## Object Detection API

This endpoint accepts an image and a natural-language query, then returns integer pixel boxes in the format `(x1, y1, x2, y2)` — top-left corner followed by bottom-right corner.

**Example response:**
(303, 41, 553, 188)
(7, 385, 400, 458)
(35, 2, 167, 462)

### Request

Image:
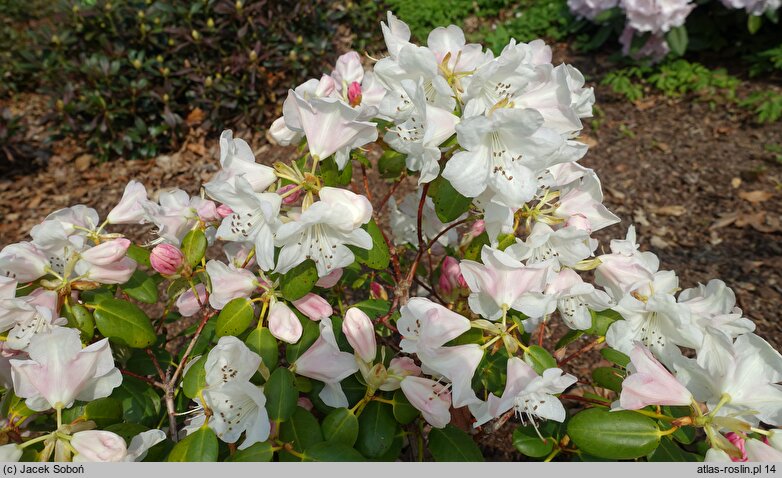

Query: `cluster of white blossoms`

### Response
(0, 11, 780, 463)
(568, 0, 780, 61)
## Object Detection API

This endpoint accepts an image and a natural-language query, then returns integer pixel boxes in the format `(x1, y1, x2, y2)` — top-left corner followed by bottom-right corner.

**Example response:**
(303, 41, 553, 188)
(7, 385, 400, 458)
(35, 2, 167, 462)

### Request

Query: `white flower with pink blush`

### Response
(268, 301, 303, 344)
(71, 429, 166, 462)
(10, 327, 122, 411)
(400, 376, 452, 429)
(618, 342, 692, 410)
(205, 260, 258, 310)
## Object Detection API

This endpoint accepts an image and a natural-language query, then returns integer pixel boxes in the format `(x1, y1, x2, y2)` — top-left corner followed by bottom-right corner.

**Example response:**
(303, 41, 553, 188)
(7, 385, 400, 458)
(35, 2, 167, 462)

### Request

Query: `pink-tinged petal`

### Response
(0, 242, 49, 282)
(71, 430, 128, 462)
(176, 284, 207, 317)
(400, 376, 451, 428)
(292, 294, 332, 322)
(107, 180, 149, 225)
(333, 51, 364, 86)
(150, 243, 184, 275)
(342, 307, 376, 362)
(80, 239, 131, 266)
(315, 268, 343, 288)
(268, 302, 303, 344)
(419, 344, 483, 408)
(76, 257, 137, 284)
(205, 260, 257, 310)
(204, 336, 262, 386)
(746, 438, 782, 461)
(619, 343, 692, 410)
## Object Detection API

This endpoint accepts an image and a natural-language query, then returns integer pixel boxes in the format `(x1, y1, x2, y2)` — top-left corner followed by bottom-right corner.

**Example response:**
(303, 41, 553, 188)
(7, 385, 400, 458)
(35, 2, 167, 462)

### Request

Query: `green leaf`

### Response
(83, 397, 123, 427)
(264, 367, 298, 422)
(523, 345, 557, 374)
(356, 401, 397, 458)
(62, 302, 95, 342)
(428, 176, 471, 222)
(592, 367, 625, 393)
(167, 427, 218, 462)
(320, 156, 353, 187)
(428, 424, 484, 462)
(93, 298, 156, 348)
(245, 327, 278, 371)
(122, 270, 159, 304)
(586, 309, 622, 336)
(555, 329, 584, 350)
(226, 441, 274, 462)
(215, 298, 255, 337)
(649, 438, 701, 462)
(747, 14, 762, 34)
(568, 408, 661, 459)
(463, 232, 489, 261)
(391, 390, 419, 425)
(378, 150, 406, 179)
(350, 219, 390, 270)
(182, 356, 207, 399)
(512, 425, 555, 458)
(280, 259, 318, 301)
(279, 407, 324, 461)
(496, 233, 516, 251)
(665, 26, 688, 57)
(110, 377, 161, 427)
(285, 317, 320, 363)
(181, 229, 207, 268)
(351, 299, 390, 319)
(0, 392, 34, 423)
(322, 408, 359, 446)
(127, 244, 152, 268)
(600, 347, 630, 367)
(303, 442, 365, 461)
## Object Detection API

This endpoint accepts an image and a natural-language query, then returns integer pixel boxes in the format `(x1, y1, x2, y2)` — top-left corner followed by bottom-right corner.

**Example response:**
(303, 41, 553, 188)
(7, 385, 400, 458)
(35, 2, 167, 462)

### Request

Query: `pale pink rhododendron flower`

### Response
(71, 430, 166, 462)
(10, 327, 122, 411)
(342, 307, 377, 363)
(400, 376, 452, 428)
(268, 301, 303, 344)
(618, 343, 692, 410)
(292, 293, 333, 322)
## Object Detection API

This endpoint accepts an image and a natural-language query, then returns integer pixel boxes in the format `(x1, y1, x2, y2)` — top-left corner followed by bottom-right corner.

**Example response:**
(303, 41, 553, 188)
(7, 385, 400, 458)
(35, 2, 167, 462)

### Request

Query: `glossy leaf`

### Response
(568, 408, 661, 459)
(122, 270, 159, 304)
(322, 407, 359, 446)
(167, 427, 218, 462)
(215, 297, 255, 337)
(226, 441, 274, 462)
(264, 367, 297, 422)
(92, 298, 156, 348)
(280, 259, 318, 301)
(245, 327, 278, 372)
(356, 401, 397, 459)
(428, 424, 484, 462)
(181, 229, 207, 268)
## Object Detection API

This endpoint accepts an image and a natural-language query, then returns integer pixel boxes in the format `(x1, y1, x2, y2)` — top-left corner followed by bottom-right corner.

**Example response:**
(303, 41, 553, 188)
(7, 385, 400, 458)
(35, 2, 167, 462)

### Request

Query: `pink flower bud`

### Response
(216, 204, 233, 218)
(150, 244, 184, 276)
(369, 282, 387, 301)
(726, 433, 748, 462)
(70, 430, 127, 462)
(342, 307, 376, 362)
(315, 268, 343, 288)
(348, 81, 362, 107)
(564, 213, 592, 233)
(277, 184, 303, 205)
(297, 397, 314, 411)
(195, 199, 221, 222)
(438, 256, 466, 296)
(268, 302, 302, 344)
(80, 238, 131, 266)
(619, 343, 693, 410)
(292, 293, 332, 321)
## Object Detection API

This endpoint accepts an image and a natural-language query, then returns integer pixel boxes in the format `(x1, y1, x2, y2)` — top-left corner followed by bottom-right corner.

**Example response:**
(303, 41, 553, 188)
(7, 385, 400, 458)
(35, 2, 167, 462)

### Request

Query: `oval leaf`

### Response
(93, 298, 156, 348)
(322, 408, 359, 446)
(350, 220, 389, 270)
(62, 302, 95, 342)
(512, 425, 555, 458)
(181, 229, 207, 269)
(304, 442, 365, 462)
(523, 345, 557, 374)
(122, 270, 159, 304)
(245, 327, 278, 372)
(215, 298, 255, 337)
(592, 367, 625, 393)
(428, 424, 484, 462)
(429, 176, 471, 223)
(279, 407, 324, 461)
(182, 355, 207, 399)
(167, 427, 218, 462)
(568, 408, 661, 459)
(391, 390, 419, 425)
(280, 259, 318, 301)
(226, 441, 274, 462)
(264, 367, 298, 423)
(356, 401, 397, 459)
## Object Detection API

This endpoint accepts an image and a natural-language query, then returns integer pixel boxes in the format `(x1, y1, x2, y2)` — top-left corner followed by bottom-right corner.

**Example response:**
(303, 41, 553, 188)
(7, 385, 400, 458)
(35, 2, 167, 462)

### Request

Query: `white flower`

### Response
(294, 317, 359, 408)
(201, 381, 270, 449)
(469, 357, 575, 427)
(546, 268, 613, 330)
(10, 327, 122, 411)
(400, 376, 452, 428)
(267, 301, 303, 344)
(443, 108, 582, 209)
(205, 260, 258, 310)
(275, 187, 373, 278)
(216, 130, 276, 193)
(621, 0, 695, 34)
(675, 333, 782, 427)
(460, 246, 553, 321)
(507, 222, 596, 271)
(568, 0, 619, 19)
(554, 170, 620, 233)
(107, 180, 151, 225)
(208, 175, 281, 271)
(383, 79, 459, 184)
(426, 24, 490, 75)
(204, 336, 262, 387)
(0, 242, 49, 282)
(72, 429, 166, 462)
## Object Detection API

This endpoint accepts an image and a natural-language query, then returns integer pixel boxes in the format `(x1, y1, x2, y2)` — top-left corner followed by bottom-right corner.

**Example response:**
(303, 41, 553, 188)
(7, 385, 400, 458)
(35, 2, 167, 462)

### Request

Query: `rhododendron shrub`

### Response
(568, 0, 780, 61)
(0, 12, 780, 463)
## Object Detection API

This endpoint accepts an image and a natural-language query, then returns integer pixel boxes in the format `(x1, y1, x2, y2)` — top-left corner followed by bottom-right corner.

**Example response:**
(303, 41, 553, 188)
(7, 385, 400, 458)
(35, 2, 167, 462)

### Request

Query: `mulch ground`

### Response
(1, 40, 781, 462)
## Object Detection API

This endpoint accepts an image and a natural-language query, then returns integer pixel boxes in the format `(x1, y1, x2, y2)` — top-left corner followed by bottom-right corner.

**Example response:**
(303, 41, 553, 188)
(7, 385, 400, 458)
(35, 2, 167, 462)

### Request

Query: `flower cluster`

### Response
(0, 11, 779, 463)
(568, 0, 780, 61)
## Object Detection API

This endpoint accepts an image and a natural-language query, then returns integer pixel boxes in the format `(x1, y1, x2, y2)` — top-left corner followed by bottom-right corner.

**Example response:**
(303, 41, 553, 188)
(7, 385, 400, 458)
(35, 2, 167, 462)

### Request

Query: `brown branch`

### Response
(120, 369, 165, 389)
(557, 337, 605, 367)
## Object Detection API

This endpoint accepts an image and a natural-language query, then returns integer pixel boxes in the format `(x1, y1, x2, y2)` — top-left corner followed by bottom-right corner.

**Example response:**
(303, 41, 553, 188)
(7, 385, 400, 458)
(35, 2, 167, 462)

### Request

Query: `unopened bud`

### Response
(150, 243, 184, 276)
(342, 307, 376, 362)
(277, 184, 303, 205)
(347, 81, 362, 107)
(369, 282, 387, 301)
